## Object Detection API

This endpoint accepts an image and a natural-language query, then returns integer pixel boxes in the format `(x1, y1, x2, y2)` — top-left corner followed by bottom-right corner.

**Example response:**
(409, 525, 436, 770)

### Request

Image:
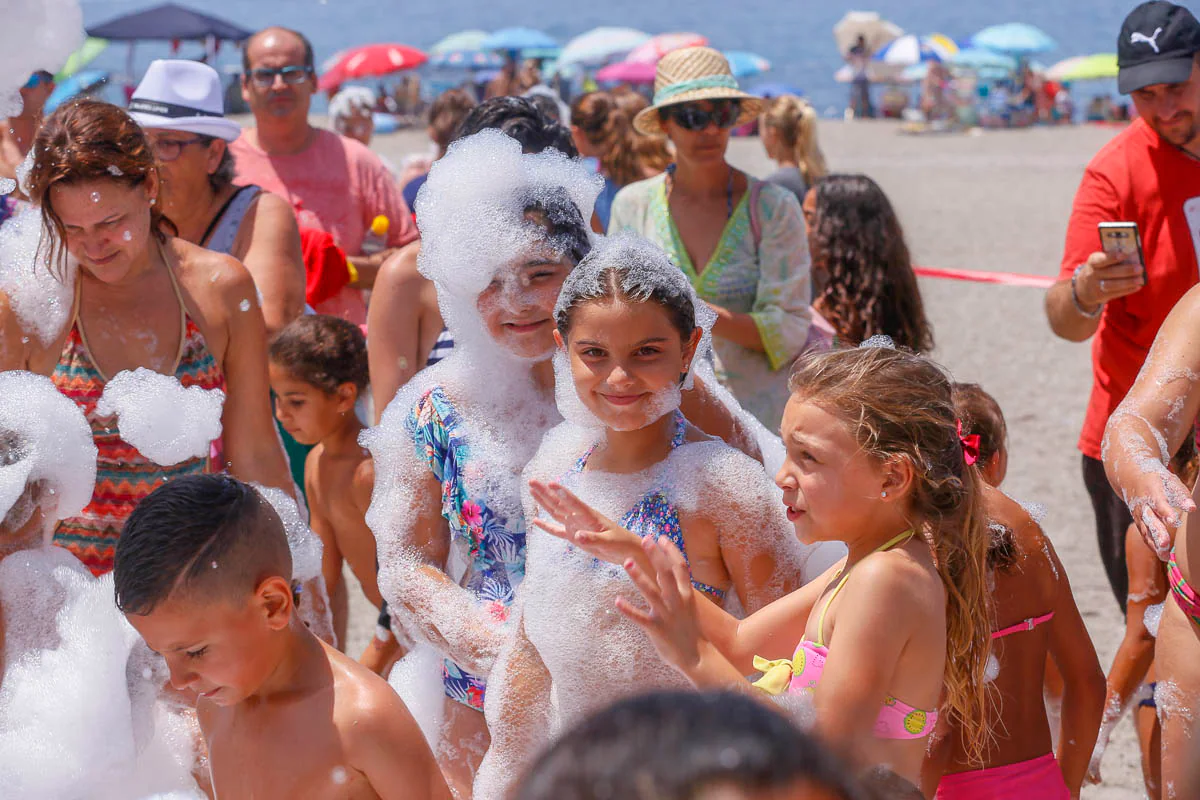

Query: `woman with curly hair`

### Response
(802, 174, 933, 353)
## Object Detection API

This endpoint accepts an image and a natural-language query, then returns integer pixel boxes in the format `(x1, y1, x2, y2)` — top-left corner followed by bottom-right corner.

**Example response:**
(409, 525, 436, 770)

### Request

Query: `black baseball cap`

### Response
(1118, 1, 1200, 93)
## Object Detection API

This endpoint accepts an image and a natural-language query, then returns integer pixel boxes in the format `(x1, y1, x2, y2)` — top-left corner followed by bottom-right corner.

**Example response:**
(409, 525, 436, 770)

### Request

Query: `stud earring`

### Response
(149, 197, 156, 206)
(881, 491, 888, 499)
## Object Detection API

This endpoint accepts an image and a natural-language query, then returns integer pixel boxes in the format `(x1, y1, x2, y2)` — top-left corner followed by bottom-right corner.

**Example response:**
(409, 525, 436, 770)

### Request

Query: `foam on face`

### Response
(414, 129, 600, 361)
(0, 547, 202, 797)
(0, 0, 82, 117)
(0, 371, 96, 537)
(0, 206, 76, 346)
(95, 368, 224, 467)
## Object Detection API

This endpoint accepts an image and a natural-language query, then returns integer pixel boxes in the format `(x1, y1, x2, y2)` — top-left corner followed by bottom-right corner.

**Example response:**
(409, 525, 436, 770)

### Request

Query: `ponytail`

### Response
(763, 95, 827, 183)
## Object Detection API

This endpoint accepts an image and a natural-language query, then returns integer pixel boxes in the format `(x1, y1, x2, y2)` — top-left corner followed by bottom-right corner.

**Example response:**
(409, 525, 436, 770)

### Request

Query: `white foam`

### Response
(1144, 602, 1164, 638)
(0, 547, 201, 797)
(95, 368, 224, 466)
(0, 0, 83, 117)
(0, 371, 96, 535)
(0, 206, 76, 346)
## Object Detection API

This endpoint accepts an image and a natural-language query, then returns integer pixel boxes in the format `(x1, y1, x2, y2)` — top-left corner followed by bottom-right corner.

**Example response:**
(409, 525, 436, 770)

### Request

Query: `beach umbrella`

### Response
(874, 34, 957, 66)
(970, 23, 1057, 55)
(1046, 53, 1118, 82)
(482, 27, 558, 55)
(724, 51, 772, 79)
(626, 32, 709, 64)
(752, 82, 803, 98)
(430, 50, 502, 69)
(318, 43, 428, 92)
(86, 3, 251, 42)
(950, 47, 1018, 73)
(430, 30, 489, 54)
(596, 60, 657, 84)
(56, 37, 108, 81)
(833, 11, 903, 57)
(45, 69, 108, 114)
(558, 27, 650, 68)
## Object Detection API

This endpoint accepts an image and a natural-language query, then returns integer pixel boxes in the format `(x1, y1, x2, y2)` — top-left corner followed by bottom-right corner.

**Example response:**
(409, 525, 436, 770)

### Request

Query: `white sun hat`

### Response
(128, 59, 241, 142)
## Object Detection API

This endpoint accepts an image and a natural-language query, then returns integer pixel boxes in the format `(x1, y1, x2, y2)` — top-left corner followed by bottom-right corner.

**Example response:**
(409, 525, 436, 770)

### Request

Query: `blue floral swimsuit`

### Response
(567, 411, 727, 603)
(407, 386, 527, 711)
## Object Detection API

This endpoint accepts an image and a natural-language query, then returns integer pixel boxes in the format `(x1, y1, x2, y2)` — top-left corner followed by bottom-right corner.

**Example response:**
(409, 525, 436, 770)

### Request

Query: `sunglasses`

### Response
(246, 66, 313, 88)
(664, 100, 742, 131)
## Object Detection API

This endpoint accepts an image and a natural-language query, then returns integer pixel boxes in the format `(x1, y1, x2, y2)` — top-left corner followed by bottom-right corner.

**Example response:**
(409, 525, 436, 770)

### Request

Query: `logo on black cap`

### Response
(1118, 1, 1200, 93)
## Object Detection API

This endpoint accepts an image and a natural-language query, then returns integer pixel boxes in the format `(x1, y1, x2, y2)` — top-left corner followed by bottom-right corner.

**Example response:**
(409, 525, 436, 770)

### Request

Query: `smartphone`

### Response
(1098, 221, 1147, 284)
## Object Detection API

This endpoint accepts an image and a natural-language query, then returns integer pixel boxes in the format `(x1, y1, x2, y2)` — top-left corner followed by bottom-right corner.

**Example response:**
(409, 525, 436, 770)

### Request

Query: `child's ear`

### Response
(335, 382, 358, 414)
(256, 576, 295, 631)
(553, 328, 565, 350)
(681, 327, 702, 374)
(879, 455, 916, 502)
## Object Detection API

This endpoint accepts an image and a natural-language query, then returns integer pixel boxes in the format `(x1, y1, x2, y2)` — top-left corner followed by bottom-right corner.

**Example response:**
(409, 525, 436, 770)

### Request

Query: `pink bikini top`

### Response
(992, 611, 1054, 639)
(752, 531, 939, 740)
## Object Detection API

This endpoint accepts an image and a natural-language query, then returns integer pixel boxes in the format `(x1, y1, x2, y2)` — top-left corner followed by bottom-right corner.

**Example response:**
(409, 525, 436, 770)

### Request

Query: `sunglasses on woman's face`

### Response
(664, 100, 742, 131)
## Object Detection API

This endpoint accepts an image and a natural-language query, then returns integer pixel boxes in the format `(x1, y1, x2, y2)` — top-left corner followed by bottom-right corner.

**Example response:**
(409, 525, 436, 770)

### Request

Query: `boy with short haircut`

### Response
(268, 314, 382, 649)
(114, 474, 449, 800)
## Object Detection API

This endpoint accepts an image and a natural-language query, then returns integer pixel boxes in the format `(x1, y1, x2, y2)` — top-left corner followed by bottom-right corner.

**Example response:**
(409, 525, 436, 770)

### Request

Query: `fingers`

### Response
(624, 556, 671, 621)
(657, 537, 694, 601)
(1093, 277, 1144, 302)
(1090, 260, 1144, 279)
(530, 518, 570, 541)
(614, 596, 655, 629)
(1085, 250, 1122, 270)
(1137, 506, 1172, 561)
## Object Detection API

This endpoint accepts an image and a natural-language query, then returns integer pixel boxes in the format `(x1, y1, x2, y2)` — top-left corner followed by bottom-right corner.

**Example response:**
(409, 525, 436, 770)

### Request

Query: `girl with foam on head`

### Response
(0, 99, 293, 577)
(472, 234, 829, 798)
(536, 343, 993, 792)
(362, 128, 601, 797)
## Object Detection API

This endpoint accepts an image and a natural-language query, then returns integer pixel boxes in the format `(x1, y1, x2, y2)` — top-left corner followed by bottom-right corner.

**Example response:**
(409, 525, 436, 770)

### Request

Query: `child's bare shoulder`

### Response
(325, 643, 421, 746)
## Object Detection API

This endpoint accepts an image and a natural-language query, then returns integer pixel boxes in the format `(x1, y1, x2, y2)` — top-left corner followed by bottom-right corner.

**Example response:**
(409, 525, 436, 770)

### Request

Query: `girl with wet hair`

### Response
(804, 174, 933, 353)
(0, 99, 293, 578)
(472, 234, 828, 799)
(537, 344, 992, 792)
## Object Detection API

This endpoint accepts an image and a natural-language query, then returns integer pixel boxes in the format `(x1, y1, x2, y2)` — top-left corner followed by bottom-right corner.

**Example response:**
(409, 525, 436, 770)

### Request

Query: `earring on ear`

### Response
(149, 197, 156, 206)
(881, 491, 888, 499)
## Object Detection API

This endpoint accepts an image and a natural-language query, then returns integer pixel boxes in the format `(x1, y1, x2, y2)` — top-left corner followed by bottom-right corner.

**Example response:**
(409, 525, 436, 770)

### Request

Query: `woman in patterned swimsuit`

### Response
(473, 235, 817, 800)
(0, 100, 292, 576)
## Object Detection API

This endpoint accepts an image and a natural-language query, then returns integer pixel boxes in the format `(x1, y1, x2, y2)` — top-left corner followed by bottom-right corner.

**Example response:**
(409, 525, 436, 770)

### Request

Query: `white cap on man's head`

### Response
(128, 59, 241, 141)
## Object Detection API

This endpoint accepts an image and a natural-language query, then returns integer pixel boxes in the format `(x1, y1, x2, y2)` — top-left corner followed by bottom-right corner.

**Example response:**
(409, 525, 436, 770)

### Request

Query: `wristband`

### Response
(346, 259, 359, 285)
(1071, 264, 1103, 319)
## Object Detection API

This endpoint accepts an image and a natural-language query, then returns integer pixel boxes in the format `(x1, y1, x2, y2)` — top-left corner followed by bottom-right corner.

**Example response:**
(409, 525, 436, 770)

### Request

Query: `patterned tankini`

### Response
(407, 386, 526, 711)
(52, 261, 226, 575)
(566, 411, 726, 603)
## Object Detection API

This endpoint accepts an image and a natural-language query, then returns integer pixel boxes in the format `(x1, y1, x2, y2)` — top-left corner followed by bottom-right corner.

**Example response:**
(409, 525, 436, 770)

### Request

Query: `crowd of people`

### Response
(1, 1, 1200, 798)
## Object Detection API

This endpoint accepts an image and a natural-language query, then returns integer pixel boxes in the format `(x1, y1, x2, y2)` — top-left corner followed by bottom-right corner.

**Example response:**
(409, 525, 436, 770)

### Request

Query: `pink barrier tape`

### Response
(913, 265, 1056, 289)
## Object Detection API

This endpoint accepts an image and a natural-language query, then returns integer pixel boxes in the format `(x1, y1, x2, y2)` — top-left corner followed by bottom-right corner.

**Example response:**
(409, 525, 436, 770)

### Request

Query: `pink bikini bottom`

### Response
(936, 753, 1069, 800)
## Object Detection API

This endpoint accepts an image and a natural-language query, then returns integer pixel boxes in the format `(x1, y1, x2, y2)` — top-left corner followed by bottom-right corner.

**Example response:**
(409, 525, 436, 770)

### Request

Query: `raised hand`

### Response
(1123, 459, 1194, 560)
(616, 536, 704, 678)
(528, 480, 644, 566)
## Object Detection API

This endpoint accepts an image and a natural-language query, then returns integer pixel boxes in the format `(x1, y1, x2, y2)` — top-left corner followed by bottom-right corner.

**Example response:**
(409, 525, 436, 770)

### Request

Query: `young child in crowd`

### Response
(926, 383, 1105, 798)
(1088, 436, 1196, 798)
(543, 345, 992, 793)
(515, 690, 868, 800)
(114, 474, 450, 800)
(268, 315, 381, 650)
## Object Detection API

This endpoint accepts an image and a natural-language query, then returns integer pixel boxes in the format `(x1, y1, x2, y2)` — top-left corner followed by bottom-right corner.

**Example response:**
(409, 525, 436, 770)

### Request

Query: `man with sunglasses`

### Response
(230, 26, 416, 324)
(0, 70, 55, 188)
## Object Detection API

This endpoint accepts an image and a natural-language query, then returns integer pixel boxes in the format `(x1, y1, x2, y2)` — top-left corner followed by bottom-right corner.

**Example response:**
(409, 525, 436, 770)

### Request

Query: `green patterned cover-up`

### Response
(608, 174, 813, 428)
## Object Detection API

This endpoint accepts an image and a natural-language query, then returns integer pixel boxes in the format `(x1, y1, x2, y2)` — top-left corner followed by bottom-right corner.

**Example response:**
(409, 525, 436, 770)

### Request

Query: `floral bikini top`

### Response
(568, 411, 727, 603)
(752, 530, 938, 740)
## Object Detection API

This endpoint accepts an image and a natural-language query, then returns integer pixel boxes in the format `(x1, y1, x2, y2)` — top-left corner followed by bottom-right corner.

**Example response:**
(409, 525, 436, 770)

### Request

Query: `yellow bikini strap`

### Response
(814, 530, 915, 648)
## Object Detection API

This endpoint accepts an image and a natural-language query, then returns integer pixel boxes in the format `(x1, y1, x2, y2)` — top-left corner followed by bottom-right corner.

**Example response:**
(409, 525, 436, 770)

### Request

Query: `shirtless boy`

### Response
(114, 474, 450, 800)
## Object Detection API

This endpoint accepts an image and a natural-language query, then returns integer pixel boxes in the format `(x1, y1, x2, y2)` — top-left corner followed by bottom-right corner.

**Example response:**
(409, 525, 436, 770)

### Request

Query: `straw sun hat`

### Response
(633, 47, 763, 136)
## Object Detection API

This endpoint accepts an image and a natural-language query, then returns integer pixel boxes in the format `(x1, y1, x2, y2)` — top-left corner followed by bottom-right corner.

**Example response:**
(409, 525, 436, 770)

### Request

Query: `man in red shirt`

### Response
(1047, 0, 1200, 610)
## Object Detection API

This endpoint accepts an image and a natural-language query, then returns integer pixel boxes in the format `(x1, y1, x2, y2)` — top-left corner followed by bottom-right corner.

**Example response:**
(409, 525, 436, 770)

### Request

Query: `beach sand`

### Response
(341, 118, 1144, 797)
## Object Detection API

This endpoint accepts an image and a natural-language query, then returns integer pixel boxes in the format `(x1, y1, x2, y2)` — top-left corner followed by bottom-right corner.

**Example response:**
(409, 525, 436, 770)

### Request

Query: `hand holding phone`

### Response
(1098, 221, 1147, 282)
(1071, 222, 1147, 310)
